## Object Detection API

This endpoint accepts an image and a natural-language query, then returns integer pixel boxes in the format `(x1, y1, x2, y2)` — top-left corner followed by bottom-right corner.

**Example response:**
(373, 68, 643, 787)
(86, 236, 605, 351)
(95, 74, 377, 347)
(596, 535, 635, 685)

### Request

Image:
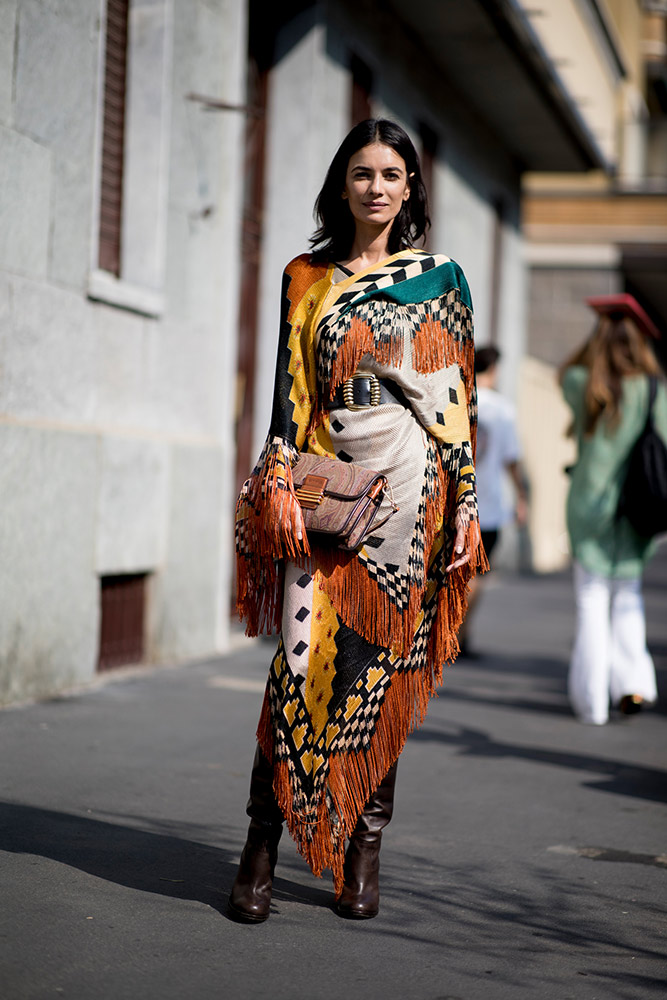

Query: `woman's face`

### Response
(342, 142, 411, 229)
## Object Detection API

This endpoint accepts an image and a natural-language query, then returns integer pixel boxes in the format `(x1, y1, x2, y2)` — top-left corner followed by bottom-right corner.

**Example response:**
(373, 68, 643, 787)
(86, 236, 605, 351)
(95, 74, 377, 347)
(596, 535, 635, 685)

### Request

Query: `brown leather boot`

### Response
(335, 761, 398, 919)
(228, 746, 283, 923)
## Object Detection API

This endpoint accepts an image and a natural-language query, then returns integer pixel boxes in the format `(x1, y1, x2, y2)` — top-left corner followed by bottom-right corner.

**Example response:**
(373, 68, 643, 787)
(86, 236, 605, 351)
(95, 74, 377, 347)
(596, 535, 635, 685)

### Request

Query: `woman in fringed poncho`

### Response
(229, 119, 487, 923)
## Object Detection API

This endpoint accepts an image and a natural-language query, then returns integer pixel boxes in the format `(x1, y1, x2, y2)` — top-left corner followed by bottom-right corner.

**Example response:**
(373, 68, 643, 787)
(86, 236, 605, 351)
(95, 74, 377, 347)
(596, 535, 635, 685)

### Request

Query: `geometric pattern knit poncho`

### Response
(236, 248, 488, 894)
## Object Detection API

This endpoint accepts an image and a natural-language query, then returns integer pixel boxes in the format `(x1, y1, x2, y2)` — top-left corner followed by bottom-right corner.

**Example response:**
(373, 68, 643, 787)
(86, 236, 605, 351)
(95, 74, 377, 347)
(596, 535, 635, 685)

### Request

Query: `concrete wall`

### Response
(0, 0, 245, 704)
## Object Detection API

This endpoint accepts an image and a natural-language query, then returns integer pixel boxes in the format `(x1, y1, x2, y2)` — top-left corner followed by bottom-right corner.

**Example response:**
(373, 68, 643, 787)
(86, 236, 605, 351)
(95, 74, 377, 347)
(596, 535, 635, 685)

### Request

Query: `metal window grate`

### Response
(98, 0, 130, 275)
(98, 573, 147, 671)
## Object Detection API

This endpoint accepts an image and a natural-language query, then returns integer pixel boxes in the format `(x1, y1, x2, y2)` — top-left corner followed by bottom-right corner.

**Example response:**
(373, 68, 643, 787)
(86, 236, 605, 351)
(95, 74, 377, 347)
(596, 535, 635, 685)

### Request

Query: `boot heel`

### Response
(228, 819, 282, 922)
(335, 836, 381, 918)
(335, 761, 398, 921)
(228, 747, 283, 923)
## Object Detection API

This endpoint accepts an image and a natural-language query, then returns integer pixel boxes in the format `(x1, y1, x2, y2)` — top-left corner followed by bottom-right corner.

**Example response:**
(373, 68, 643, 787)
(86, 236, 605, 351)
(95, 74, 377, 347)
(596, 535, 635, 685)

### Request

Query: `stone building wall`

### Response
(0, 0, 246, 703)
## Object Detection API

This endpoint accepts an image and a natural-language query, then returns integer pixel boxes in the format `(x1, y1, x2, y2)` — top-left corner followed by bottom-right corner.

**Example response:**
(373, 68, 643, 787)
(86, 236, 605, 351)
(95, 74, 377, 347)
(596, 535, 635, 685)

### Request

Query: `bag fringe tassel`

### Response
(236, 442, 310, 635)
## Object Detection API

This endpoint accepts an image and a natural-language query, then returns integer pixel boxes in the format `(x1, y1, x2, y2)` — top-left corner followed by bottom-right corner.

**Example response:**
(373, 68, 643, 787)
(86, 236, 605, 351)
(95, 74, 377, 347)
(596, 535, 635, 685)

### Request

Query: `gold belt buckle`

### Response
(342, 372, 381, 411)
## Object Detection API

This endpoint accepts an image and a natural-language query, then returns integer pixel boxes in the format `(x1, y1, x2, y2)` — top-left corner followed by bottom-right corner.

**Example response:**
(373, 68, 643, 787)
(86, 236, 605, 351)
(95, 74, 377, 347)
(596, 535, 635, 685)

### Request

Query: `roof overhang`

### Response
(385, 0, 609, 172)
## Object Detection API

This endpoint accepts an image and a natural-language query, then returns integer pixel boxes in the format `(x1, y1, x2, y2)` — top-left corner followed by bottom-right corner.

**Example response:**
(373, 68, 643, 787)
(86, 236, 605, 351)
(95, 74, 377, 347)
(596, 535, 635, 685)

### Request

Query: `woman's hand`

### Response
(446, 505, 471, 574)
(295, 502, 305, 543)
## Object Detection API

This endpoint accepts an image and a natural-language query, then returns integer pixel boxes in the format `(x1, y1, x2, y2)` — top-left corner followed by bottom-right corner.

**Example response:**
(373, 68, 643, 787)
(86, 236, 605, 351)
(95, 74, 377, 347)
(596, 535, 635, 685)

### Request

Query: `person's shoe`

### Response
(618, 694, 644, 716)
(335, 762, 398, 920)
(228, 818, 282, 923)
(336, 835, 382, 919)
(227, 746, 283, 923)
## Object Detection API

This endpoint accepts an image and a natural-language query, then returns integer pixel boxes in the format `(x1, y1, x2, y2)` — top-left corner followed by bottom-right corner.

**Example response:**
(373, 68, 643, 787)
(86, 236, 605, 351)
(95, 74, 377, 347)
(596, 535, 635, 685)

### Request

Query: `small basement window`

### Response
(98, 573, 148, 671)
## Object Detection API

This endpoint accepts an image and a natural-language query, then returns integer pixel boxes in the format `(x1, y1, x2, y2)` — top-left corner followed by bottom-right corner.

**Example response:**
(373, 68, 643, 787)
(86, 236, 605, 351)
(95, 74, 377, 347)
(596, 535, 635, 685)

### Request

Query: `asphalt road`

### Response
(1, 553, 666, 1000)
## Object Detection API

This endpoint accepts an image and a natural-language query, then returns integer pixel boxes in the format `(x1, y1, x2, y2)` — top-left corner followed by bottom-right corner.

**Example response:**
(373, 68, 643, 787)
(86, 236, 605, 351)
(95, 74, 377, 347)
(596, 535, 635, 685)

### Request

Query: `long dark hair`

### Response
(559, 316, 663, 435)
(310, 119, 430, 262)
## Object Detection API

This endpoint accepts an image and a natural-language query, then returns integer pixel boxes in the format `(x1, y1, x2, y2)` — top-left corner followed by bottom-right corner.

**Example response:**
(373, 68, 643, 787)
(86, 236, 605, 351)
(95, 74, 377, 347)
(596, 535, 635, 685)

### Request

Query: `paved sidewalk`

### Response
(1, 552, 666, 1000)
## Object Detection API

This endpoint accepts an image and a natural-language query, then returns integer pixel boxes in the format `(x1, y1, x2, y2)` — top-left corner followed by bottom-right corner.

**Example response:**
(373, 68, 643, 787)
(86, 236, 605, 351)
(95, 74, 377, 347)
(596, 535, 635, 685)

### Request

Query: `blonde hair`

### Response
(559, 315, 663, 435)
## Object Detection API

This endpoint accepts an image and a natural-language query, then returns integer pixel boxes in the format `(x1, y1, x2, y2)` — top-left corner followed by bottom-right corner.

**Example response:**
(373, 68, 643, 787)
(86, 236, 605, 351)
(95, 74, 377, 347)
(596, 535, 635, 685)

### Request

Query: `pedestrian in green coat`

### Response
(559, 295, 667, 725)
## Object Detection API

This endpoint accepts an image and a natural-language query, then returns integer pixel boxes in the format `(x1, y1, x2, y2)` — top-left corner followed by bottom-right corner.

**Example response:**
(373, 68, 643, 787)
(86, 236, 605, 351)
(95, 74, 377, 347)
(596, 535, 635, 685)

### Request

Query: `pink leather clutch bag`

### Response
(292, 452, 398, 551)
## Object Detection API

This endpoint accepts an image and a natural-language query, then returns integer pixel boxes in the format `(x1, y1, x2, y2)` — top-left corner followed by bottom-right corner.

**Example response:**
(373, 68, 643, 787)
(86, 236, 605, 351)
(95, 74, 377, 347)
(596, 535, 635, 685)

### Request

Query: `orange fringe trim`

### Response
(412, 318, 475, 401)
(410, 316, 479, 458)
(328, 315, 405, 393)
(255, 660, 441, 895)
(256, 515, 488, 894)
(309, 316, 406, 430)
(308, 314, 477, 439)
(236, 444, 310, 635)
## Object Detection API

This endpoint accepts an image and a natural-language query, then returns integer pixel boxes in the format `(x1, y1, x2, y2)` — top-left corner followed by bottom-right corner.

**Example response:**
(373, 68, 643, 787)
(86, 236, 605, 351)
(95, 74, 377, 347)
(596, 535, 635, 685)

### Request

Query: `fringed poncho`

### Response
(236, 249, 487, 892)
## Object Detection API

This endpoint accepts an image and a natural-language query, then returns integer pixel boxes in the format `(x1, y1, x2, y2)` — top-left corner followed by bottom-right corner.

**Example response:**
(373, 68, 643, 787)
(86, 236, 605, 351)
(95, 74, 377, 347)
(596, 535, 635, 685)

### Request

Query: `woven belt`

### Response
(327, 373, 409, 412)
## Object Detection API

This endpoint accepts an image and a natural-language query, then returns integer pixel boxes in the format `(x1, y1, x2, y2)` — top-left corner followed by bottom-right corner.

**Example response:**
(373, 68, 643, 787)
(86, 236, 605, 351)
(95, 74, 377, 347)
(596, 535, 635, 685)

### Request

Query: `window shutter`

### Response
(98, 573, 147, 671)
(99, 0, 130, 276)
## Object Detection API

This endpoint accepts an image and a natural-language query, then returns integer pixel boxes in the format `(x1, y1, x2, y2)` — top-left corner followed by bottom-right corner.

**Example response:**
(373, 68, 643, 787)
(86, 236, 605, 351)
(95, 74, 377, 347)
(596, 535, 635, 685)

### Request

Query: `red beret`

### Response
(586, 293, 661, 340)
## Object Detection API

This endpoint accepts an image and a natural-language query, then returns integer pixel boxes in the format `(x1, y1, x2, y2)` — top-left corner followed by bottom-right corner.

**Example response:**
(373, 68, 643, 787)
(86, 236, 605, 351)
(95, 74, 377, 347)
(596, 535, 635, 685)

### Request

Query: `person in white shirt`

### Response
(459, 346, 527, 656)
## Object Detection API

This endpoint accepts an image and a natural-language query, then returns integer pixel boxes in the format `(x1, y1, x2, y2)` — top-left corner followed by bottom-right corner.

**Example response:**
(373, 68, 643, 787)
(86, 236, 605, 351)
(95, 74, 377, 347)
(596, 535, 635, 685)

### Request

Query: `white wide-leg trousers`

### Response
(568, 561, 658, 725)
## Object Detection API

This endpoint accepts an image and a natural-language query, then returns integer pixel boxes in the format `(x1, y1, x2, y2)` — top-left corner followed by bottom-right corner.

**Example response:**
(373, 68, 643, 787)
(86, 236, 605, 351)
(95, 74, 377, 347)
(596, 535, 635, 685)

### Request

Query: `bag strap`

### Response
(645, 375, 658, 430)
(365, 486, 400, 537)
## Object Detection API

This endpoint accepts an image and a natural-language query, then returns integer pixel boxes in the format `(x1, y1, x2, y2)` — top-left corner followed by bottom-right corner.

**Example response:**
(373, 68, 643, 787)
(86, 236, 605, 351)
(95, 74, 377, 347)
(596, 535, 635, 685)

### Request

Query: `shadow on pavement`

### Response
(440, 678, 573, 718)
(409, 724, 667, 804)
(0, 802, 332, 919)
(449, 649, 667, 716)
(2, 802, 666, 993)
(369, 855, 667, 993)
(454, 652, 567, 679)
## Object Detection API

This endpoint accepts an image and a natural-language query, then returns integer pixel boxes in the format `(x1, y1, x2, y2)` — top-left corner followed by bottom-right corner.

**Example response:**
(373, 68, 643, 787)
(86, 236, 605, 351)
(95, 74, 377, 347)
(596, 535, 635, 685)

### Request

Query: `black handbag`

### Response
(616, 376, 667, 538)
